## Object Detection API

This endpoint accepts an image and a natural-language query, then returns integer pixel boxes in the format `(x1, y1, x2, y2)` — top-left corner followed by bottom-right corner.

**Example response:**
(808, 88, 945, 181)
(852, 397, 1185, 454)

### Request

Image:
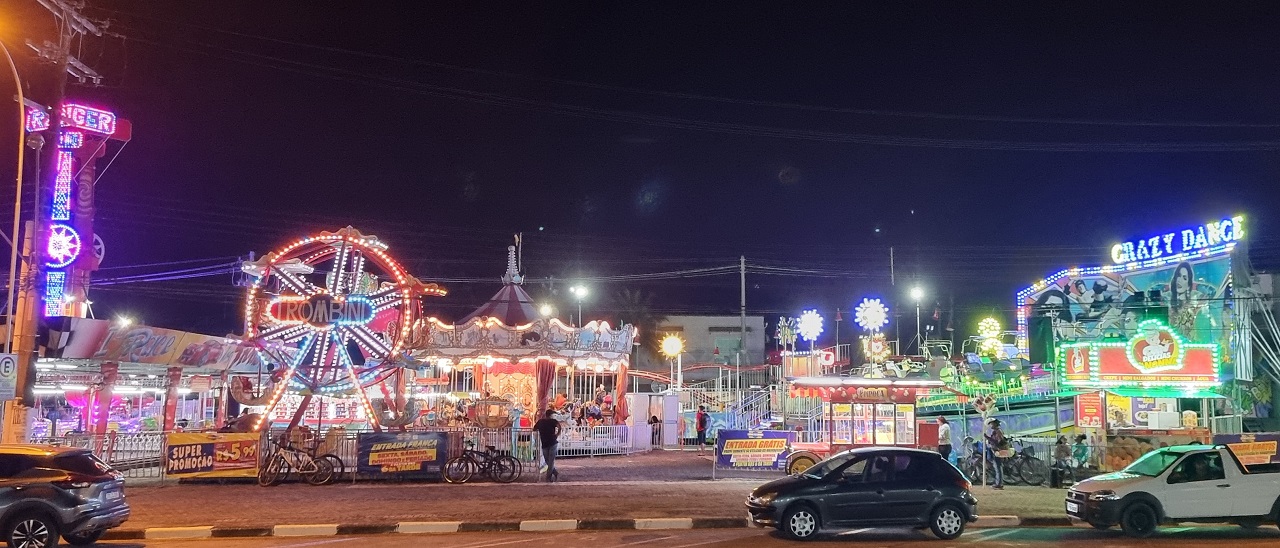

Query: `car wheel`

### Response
(1088, 521, 1111, 530)
(779, 504, 820, 540)
(929, 504, 966, 540)
(6, 512, 58, 548)
(1119, 502, 1158, 538)
(64, 529, 105, 546)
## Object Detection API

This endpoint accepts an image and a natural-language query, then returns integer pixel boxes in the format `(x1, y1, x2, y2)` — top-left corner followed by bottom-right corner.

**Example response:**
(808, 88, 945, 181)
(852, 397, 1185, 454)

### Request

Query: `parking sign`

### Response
(0, 354, 18, 401)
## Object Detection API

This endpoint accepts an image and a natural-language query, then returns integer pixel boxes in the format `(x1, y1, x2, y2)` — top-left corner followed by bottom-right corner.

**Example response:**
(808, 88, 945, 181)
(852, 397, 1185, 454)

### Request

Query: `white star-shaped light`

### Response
(46, 224, 82, 268)
(797, 309, 824, 342)
(854, 298, 890, 332)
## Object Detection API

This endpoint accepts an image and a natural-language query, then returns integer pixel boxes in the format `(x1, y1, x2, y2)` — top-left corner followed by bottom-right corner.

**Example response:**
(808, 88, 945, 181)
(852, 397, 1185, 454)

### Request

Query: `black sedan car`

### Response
(747, 447, 977, 540)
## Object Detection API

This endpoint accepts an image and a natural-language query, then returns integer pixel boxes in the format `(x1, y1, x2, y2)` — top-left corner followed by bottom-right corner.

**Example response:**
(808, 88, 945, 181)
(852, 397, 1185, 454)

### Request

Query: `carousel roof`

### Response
(459, 244, 539, 326)
(460, 283, 539, 326)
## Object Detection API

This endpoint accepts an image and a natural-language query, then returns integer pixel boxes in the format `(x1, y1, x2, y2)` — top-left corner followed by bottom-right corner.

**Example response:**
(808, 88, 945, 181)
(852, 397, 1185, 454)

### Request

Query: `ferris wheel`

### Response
(242, 227, 445, 396)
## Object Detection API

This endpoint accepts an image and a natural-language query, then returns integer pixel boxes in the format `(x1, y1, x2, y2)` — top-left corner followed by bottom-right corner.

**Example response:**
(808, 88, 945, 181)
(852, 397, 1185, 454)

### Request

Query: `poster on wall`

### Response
(164, 433, 260, 478)
(356, 432, 448, 479)
(1075, 392, 1105, 429)
(715, 430, 796, 470)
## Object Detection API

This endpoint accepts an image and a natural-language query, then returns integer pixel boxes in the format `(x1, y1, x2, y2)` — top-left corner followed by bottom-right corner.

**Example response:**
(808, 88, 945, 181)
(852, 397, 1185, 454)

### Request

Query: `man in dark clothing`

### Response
(533, 409, 562, 482)
(695, 405, 709, 456)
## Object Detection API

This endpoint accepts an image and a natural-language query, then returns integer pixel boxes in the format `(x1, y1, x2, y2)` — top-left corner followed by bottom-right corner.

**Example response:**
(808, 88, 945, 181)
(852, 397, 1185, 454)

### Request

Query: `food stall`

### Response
(1058, 319, 1221, 470)
(783, 377, 952, 474)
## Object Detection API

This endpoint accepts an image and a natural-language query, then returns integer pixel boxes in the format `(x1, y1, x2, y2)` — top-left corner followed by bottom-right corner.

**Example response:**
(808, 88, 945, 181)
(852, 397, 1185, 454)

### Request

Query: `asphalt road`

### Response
(97, 525, 1280, 548)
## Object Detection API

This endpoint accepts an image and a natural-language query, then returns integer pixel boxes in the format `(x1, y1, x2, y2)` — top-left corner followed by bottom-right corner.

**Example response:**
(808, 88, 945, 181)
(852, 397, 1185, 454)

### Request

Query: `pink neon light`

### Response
(25, 104, 117, 135)
(52, 150, 74, 221)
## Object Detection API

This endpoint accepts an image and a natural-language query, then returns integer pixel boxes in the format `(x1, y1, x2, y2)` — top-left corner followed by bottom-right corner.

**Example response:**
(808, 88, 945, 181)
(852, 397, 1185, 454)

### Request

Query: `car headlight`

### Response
(753, 492, 777, 505)
(1089, 490, 1119, 501)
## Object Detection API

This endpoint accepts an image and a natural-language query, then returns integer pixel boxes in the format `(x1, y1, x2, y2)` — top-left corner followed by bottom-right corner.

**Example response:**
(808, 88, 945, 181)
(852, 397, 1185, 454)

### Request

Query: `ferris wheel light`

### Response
(797, 310, 824, 342)
(854, 298, 890, 332)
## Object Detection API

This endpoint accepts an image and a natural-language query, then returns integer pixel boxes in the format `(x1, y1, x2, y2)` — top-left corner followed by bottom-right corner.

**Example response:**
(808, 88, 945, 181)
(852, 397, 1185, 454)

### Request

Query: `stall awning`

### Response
(1105, 387, 1226, 400)
(1048, 390, 1085, 398)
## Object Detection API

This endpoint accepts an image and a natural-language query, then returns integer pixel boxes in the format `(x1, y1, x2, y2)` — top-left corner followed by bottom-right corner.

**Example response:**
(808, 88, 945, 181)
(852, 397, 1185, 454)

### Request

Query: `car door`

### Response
(1216, 451, 1274, 517)
(878, 453, 941, 523)
(822, 456, 889, 525)
(1160, 452, 1232, 519)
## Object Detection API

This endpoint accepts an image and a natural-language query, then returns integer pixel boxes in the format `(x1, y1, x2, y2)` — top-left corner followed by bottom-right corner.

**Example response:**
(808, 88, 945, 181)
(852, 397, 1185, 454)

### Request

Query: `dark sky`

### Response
(3, 1, 1279, 343)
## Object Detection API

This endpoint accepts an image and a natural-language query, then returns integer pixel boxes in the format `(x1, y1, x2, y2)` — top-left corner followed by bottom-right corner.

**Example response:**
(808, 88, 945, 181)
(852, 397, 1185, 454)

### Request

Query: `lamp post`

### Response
(3, 40, 26, 353)
(661, 335, 684, 392)
(910, 287, 925, 355)
(539, 303, 554, 318)
(570, 285, 588, 326)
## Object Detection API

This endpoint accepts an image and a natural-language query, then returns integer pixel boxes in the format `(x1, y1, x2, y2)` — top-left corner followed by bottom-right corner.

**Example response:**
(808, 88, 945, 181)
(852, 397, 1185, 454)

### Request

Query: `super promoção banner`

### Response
(356, 431, 448, 479)
(715, 429, 795, 470)
(165, 433, 260, 478)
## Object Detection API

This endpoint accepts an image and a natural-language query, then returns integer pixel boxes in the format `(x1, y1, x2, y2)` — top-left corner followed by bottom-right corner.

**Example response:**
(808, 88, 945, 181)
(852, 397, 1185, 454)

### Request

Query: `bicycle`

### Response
(258, 435, 337, 486)
(1007, 438, 1048, 486)
(443, 441, 522, 484)
(959, 437, 1019, 486)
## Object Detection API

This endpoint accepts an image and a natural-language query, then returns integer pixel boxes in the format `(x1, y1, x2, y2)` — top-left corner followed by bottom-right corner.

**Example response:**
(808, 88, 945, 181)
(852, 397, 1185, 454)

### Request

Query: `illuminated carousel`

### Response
(403, 246, 637, 428)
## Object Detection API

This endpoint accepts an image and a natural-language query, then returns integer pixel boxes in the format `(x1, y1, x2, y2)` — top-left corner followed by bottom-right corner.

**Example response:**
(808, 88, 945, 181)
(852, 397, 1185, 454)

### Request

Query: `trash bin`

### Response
(1048, 466, 1063, 489)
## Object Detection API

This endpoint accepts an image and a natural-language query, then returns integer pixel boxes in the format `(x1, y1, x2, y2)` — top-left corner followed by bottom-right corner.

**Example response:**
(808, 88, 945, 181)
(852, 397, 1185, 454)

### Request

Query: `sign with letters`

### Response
(1111, 215, 1243, 264)
(164, 433, 260, 478)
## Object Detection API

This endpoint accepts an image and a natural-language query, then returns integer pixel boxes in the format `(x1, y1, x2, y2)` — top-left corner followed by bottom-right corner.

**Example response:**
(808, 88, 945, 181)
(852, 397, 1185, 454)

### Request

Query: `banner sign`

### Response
(164, 433, 260, 478)
(1058, 320, 1219, 388)
(45, 317, 292, 370)
(356, 432, 448, 479)
(1214, 433, 1280, 466)
(715, 429, 796, 471)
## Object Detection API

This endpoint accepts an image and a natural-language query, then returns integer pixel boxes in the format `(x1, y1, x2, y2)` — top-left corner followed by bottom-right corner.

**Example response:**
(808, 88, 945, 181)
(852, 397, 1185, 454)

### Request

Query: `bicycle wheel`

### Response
(1002, 460, 1023, 485)
(491, 455, 522, 483)
(321, 454, 345, 485)
(305, 456, 335, 485)
(443, 456, 475, 484)
(258, 454, 287, 487)
(1017, 457, 1048, 486)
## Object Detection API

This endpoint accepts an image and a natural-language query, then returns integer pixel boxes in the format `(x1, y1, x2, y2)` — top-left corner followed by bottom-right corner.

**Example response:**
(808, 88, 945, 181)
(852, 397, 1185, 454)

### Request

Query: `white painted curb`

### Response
(274, 524, 339, 536)
(397, 521, 462, 534)
(520, 520, 578, 532)
(634, 518, 694, 530)
(143, 526, 213, 539)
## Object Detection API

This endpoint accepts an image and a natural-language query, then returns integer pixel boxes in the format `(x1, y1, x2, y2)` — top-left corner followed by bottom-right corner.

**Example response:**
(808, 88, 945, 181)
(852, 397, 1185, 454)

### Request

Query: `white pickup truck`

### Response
(1066, 444, 1280, 537)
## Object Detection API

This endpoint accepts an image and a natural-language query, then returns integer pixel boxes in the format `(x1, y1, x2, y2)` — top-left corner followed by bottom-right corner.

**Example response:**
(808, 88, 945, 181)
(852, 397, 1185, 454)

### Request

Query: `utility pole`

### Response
(739, 256, 746, 385)
(890, 246, 898, 354)
(4, 0, 111, 444)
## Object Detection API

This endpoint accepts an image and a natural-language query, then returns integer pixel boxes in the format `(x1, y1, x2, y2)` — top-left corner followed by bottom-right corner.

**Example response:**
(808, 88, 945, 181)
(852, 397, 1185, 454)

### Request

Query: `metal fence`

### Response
(28, 432, 165, 479)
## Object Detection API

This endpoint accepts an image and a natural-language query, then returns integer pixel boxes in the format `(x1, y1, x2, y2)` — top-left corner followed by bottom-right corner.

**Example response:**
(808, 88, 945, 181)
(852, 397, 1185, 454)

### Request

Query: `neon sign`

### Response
(46, 224, 82, 268)
(25, 103, 117, 136)
(854, 298, 889, 332)
(797, 309, 824, 342)
(1110, 215, 1244, 264)
(52, 150, 74, 221)
(267, 294, 375, 328)
(1057, 320, 1219, 387)
(44, 272, 66, 317)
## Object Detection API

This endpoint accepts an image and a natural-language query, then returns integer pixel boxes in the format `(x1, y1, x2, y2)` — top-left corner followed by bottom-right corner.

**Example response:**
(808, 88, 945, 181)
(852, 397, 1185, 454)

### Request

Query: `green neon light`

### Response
(1055, 319, 1220, 389)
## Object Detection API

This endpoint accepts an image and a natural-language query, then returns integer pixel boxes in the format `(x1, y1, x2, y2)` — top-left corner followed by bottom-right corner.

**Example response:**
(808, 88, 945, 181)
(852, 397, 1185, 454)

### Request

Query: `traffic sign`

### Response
(0, 354, 18, 401)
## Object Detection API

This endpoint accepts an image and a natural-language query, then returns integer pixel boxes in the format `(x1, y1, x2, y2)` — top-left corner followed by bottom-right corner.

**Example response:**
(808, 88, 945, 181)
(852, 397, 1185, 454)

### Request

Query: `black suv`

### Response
(0, 445, 131, 547)
(747, 447, 978, 540)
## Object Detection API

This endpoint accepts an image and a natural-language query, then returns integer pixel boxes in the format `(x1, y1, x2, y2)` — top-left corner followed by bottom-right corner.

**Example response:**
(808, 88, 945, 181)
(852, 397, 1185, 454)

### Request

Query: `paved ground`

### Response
(119, 452, 1068, 528)
(98, 525, 1280, 548)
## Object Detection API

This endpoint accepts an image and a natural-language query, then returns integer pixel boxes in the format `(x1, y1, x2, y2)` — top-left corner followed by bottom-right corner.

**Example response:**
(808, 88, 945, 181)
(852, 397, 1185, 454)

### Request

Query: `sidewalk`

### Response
(121, 452, 1068, 529)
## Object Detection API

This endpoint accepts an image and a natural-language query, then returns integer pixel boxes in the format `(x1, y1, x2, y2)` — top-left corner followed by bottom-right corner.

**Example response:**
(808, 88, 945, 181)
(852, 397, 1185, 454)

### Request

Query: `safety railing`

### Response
(27, 431, 166, 479)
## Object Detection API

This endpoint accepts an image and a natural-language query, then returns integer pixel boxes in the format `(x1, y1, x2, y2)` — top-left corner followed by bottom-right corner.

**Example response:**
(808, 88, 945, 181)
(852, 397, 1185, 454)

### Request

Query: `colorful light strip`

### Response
(52, 150, 74, 221)
(26, 103, 118, 135)
(44, 272, 66, 317)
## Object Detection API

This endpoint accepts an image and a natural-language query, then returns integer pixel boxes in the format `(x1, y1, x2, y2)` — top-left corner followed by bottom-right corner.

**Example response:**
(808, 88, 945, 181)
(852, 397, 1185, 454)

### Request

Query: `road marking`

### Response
(465, 537, 571, 548)
(837, 527, 874, 535)
(668, 531, 761, 548)
(967, 529, 1020, 542)
(608, 534, 676, 548)
(274, 539, 357, 548)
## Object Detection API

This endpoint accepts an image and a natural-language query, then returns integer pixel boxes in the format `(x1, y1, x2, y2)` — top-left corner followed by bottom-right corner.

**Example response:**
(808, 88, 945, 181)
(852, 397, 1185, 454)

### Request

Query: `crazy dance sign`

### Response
(1111, 216, 1243, 265)
(715, 430, 796, 470)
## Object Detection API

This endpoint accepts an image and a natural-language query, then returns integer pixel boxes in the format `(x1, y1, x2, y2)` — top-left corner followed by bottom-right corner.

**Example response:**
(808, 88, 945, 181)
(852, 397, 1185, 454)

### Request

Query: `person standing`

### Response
(985, 419, 1008, 489)
(533, 410, 562, 482)
(695, 405, 709, 456)
(936, 417, 953, 462)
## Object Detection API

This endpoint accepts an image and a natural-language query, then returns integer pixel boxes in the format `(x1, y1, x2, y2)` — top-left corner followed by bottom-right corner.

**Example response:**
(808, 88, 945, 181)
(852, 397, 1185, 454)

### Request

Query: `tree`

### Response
(611, 288, 667, 359)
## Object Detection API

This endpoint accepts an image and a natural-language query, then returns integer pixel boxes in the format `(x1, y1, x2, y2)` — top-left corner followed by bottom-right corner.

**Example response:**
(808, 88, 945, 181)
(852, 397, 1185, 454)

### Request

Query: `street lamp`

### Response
(116, 316, 133, 328)
(539, 303, 554, 318)
(661, 334, 684, 392)
(910, 286, 925, 355)
(569, 285, 588, 326)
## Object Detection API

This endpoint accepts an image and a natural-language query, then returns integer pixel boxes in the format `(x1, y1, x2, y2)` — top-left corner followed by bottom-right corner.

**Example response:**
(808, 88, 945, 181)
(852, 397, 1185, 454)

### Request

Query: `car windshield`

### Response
(802, 452, 860, 479)
(1122, 448, 1185, 477)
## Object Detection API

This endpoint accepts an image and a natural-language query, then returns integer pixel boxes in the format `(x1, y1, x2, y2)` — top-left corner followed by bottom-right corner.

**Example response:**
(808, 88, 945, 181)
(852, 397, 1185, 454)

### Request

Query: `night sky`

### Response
(3, 2, 1279, 345)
